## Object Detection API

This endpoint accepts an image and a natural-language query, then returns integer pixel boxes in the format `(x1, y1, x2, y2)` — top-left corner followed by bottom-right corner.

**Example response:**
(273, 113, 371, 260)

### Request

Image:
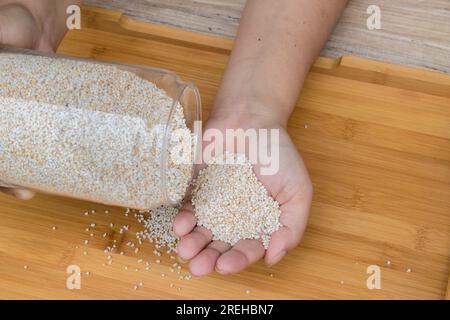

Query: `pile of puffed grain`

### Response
(192, 153, 281, 249)
(0, 53, 194, 209)
(135, 206, 180, 253)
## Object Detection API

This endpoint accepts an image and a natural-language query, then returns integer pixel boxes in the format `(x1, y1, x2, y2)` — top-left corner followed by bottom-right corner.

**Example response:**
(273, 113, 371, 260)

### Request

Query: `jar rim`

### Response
(160, 79, 202, 207)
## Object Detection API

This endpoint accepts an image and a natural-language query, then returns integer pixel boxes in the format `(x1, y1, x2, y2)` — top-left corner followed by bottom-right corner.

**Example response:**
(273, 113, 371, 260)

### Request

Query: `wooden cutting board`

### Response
(0, 6, 449, 299)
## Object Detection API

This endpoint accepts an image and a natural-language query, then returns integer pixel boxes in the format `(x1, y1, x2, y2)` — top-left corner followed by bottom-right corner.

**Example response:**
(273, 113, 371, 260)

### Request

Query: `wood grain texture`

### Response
(0, 6, 449, 299)
(446, 277, 450, 300)
(84, 0, 450, 74)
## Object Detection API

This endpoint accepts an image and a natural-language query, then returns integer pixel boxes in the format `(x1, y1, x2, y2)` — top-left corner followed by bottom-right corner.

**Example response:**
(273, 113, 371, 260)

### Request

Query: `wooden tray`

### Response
(0, 6, 449, 299)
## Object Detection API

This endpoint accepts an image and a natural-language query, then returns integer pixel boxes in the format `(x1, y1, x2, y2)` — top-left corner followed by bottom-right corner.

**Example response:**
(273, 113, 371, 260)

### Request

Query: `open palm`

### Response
(173, 115, 313, 276)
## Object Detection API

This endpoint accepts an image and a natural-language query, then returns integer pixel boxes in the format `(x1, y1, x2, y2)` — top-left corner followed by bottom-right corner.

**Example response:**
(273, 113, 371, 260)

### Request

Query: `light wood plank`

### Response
(84, 0, 450, 74)
(446, 277, 450, 300)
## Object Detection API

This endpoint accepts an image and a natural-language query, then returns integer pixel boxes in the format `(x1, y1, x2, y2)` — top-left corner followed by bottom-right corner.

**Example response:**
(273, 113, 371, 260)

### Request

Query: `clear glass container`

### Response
(0, 46, 201, 209)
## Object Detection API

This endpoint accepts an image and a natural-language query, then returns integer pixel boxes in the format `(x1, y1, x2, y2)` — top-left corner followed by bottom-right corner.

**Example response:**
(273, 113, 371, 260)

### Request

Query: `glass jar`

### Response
(0, 47, 201, 209)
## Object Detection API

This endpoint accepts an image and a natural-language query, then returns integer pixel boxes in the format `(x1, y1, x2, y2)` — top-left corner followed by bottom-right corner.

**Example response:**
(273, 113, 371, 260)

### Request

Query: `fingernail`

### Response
(215, 266, 227, 275)
(268, 250, 286, 267)
(13, 189, 35, 200)
(177, 256, 188, 264)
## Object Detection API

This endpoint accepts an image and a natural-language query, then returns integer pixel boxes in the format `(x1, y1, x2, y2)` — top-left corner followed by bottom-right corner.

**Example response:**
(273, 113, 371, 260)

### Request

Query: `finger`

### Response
(188, 241, 230, 277)
(173, 202, 197, 237)
(0, 187, 35, 200)
(14, 189, 36, 200)
(265, 192, 312, 266)
(216, 239, 265, 274)
(177, 226, 212, 261)
(264, 227, 290, 266)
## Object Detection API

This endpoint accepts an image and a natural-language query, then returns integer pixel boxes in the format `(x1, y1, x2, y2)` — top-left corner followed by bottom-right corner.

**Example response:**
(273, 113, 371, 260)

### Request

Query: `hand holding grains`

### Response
(0, 52, 281, 255)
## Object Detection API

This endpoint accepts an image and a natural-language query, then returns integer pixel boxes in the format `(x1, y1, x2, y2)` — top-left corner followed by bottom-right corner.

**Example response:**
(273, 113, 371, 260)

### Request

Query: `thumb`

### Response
(0, 187, 35, 200)
(0, 4, 39, 49)
(173, 201, 197, 237)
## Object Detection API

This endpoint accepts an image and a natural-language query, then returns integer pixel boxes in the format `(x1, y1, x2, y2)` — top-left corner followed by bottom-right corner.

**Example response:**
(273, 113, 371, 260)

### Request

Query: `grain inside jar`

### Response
(0, 52, 198, 209)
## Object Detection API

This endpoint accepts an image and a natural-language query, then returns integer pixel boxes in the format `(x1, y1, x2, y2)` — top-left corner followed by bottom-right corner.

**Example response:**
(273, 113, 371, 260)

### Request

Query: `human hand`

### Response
(0, 2, 56, 52)
(173, 111, 313, 276)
